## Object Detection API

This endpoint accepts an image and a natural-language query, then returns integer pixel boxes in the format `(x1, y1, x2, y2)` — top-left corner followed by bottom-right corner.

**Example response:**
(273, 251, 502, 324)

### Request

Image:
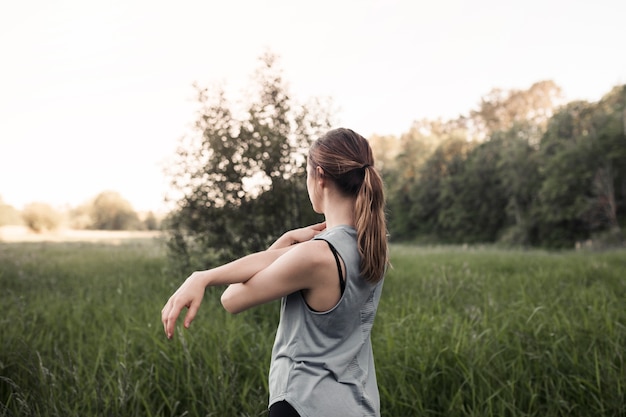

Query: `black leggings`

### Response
(269, 401, 300, 417)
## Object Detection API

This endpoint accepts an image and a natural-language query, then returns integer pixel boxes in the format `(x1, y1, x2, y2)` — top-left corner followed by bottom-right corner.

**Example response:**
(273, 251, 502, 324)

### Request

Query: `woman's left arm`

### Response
(267, 221, 326, 250)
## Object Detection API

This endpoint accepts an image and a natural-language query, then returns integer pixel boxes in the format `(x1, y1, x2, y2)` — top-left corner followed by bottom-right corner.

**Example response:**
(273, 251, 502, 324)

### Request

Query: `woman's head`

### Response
(308, 128, 388, 283)
(308, 128, 373, 195)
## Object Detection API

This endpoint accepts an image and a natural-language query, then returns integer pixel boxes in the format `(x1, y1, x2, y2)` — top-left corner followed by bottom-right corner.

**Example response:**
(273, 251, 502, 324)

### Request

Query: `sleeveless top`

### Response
(268, 225, 384, 417)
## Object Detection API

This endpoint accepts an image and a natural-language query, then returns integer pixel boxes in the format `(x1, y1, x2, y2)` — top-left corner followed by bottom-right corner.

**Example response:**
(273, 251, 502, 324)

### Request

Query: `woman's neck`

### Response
(322, 194, 355, 230)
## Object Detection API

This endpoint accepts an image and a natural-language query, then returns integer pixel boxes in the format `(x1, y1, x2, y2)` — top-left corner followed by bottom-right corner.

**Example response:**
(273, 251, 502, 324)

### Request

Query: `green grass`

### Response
(0, 241, 624, 416)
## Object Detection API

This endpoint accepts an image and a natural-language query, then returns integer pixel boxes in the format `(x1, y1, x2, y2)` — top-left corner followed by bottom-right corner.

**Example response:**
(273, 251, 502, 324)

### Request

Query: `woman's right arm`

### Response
(161, 246, 291, 339)
(161, 223, 326, 339)
(161, 222, 325, 339)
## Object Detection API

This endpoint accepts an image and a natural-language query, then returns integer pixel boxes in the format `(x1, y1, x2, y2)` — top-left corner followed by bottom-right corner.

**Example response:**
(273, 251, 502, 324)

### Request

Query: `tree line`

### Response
(0, 191, 160, 233)
(164, 53, 625, 272)
(376, 81, 625, 248)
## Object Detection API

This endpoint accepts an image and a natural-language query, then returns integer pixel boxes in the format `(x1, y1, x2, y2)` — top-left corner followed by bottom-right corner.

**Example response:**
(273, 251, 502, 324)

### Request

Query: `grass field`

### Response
(0, 239, 624, 416)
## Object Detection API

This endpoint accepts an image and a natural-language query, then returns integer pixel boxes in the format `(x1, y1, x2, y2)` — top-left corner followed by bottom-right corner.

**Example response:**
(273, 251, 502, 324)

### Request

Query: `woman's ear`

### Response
(316, 166, 326, 186)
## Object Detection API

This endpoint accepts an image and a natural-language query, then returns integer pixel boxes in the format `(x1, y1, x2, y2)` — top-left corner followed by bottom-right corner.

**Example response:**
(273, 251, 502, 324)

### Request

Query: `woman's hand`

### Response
(268, 222, 326, 250)
(161, 271, 208, 339)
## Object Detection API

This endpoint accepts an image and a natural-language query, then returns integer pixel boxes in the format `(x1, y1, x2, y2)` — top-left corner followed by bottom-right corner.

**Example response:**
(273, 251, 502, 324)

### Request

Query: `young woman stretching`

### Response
(161, 127, 389, 417)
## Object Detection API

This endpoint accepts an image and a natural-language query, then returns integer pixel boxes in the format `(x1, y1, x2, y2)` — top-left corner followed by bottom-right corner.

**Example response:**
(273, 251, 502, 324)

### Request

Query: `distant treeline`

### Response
(374, 81, 625, 248)
(0, 191, 160, 232)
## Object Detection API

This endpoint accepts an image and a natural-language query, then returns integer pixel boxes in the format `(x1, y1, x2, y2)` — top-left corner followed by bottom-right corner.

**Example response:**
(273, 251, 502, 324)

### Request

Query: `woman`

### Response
(161, 127, 389, 417)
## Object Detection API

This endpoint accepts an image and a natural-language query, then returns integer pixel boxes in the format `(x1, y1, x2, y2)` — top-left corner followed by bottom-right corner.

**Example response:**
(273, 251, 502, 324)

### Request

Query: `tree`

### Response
(436, 138, 510, 243)
(408, 136, 471, 241)
(22, 202, 61, 233)
(586, 85, 626, 241)
(534, 101, 599, 246)
(0, 196, 21, 227)
(143, 211, 160, 231)
(471, 80, 563, 144)
(369, 133, 400, 173)
(492, 125, 542, 245)
(89, 191, 141, 230)
(165, 52, 332, 271)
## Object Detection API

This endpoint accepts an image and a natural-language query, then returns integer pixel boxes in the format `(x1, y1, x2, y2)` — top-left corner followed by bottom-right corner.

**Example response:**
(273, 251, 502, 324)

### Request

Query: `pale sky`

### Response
(1, 0, 624, 212)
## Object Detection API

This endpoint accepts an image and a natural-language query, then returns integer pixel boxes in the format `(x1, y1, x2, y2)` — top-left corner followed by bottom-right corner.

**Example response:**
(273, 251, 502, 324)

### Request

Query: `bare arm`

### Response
(161, 247, 290, 339)
(221, 240, 332, 314)
(161, 222, 326, 339)
(267, 221, 326, 250)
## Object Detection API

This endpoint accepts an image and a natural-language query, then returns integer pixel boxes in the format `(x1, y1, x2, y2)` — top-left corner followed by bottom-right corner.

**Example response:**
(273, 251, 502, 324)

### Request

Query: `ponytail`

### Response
(309, 128, 389, 283)
(355, 166, 388, 283)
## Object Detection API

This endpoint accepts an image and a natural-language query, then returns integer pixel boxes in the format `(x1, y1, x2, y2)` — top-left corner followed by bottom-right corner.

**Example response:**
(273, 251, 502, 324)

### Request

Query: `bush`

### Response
(67, 203, 92, 229)
(142, 211, 160, 231)
(89, 191, 141, 230)
(21, 202, 62, 232)
(0, 201, 22, 226)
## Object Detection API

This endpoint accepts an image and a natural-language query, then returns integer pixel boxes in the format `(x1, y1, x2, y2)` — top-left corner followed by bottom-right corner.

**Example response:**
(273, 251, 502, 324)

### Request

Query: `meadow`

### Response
(0, 239, 624, 417)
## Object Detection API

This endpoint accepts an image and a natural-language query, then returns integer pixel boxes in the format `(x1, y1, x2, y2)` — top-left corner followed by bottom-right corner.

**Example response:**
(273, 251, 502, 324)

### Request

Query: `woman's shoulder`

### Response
(287, 239, 336, 267)
(315, 224, 356, 241)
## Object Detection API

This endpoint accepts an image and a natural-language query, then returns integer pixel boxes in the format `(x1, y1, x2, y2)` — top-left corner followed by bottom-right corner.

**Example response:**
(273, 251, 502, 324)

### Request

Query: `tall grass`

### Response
(0, 241, 624, 416)
(377, 246, 625, 417)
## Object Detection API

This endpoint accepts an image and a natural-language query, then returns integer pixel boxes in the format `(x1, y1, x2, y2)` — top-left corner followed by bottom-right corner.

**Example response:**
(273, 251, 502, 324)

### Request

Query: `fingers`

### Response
(161, 283, 204, 339)
(161, 299, 182, 340)
(161, 296, 189, 339)
(311, 221, 326, 231)
(184, 302, 199, 328)
(304, 222, 326, 240)
(161, 301, 170, 335)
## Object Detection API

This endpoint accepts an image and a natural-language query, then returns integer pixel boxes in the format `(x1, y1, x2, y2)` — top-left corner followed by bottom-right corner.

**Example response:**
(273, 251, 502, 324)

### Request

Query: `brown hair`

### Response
(308, 128, 388, 283)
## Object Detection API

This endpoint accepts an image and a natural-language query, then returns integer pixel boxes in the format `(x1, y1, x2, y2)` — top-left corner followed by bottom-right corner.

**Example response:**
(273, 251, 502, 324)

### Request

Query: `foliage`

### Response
(1, 241, 624, 416)
(142, 211, 160, 231)
(88, 190, 142, 230)
(380, 82, 625, 248)
(21, 202, 61, 232)
(384, 120, 468, 240)
(534, 101, 599, 246)
(0, 196, 21, 227)
(165, 52, 331, 271)
(492, 125, 542, 246)
(534, 86, 626, 247)
(437, 138, 509, 242)
(470, 80, 563, 141)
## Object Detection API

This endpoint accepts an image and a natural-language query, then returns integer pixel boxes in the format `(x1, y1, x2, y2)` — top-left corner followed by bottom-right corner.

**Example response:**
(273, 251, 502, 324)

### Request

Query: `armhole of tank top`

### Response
(322, 240, 346, 295)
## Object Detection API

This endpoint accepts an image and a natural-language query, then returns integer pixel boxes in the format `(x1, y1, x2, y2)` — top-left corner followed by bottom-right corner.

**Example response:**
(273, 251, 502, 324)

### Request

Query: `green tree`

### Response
(68, 203, 92, 229)
(585, 85, 626, 242)
(165, 52, 331, 271)
(438, 80, 562, 245)
(143, 211, 160, 231)
(471, 80, 562, 143)
(407, 136, 471, 241)
(484, 124, 543, 246)
(369, 133, 400, 173)
(534, 101, 599, 246)
(384, 120, 465, 240)
(437, 138, 510, 242)
(21, 202, 61, 232)
(532, 87, 625, 248)
(90, 191, 141, 230)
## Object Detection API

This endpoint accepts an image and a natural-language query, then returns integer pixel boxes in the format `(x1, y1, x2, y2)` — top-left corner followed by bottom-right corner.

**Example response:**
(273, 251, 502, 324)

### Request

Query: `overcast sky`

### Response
(1, 0, 624, 212)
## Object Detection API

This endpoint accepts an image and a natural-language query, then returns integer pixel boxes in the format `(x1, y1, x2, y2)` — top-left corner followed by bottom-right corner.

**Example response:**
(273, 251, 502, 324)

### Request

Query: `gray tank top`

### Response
(268, 225, 384, 417)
